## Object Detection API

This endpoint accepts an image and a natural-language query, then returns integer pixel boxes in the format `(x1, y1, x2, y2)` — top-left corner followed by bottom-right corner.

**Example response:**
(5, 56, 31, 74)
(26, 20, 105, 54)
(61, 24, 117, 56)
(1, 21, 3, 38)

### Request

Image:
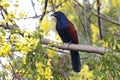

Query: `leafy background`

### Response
(0, 0, 120, 80)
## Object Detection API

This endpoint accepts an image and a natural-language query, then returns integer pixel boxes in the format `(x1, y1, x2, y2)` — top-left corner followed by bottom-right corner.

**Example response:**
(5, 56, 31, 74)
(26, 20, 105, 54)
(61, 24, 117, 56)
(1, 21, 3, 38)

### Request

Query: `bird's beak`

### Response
(51, 13, 56, 17)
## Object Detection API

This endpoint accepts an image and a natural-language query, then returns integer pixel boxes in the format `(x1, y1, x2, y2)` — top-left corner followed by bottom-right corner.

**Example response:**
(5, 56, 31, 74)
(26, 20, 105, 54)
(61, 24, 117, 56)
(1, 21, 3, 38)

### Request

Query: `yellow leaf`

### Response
(0, 0, 10, 9)
(39, 14, 54, 34)
(112, 0, 120, 7)
(68, 14, 74, 20)
(44, 67, 53, 79)
(90, 24, 99, 43)
(47, 49, 55, 58)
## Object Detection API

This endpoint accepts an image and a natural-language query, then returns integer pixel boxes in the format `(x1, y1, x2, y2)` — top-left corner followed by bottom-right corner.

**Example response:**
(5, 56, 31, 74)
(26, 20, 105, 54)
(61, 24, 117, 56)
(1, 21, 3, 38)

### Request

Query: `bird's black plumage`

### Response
(52, 11, 81, 72)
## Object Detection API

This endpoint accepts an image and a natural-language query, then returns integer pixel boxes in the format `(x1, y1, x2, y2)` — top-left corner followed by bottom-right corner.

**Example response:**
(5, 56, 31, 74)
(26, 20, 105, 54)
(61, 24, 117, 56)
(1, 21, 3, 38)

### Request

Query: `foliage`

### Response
(0, 0, 120, 80)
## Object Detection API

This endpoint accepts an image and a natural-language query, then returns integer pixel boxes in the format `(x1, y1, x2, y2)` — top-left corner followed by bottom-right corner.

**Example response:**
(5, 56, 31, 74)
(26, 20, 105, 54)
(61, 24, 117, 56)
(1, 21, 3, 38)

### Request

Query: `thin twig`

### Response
(46, 46, 90, 60)
(44, 54, 69, 79)
(50, 0, 55, 12)
(21, 64, 30, 77)
(83, 0, 91, 44)
(0, 9, 9, 27)
(31, 0, 37, 16)
(114, 31, 120, 37)
(8, 59, 15, 80)
(45, 46, 70, 54)
(97, 0, 103, 39)
(31, 0, 38, 27)
(74, 0, 120, 26)
(0, 61, 7, 69)
(0, 6, 19, 28)
(40, 0, 48, 21)
(22, 15, 41, 19)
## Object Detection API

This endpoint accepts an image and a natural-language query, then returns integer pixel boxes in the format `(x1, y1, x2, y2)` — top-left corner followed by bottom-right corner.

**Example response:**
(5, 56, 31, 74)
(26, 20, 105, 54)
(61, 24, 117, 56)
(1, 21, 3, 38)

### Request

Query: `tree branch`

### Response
(40, 0, 48, 21)
(41, 38, 107, 55)
(0, 21, 107, 55)
(0, 22, 18, 29)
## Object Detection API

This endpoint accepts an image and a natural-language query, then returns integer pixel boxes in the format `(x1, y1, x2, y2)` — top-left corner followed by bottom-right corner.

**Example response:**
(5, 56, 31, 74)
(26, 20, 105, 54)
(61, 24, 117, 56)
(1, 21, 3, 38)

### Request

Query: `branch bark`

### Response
(41, 38, 108, 55)
(0, 21, 107, 55)
(0, 22, 18, 29)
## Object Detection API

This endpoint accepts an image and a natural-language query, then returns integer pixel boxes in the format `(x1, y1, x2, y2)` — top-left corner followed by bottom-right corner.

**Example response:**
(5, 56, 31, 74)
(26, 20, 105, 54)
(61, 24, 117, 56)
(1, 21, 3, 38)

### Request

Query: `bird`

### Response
(51, 11, 81, 72)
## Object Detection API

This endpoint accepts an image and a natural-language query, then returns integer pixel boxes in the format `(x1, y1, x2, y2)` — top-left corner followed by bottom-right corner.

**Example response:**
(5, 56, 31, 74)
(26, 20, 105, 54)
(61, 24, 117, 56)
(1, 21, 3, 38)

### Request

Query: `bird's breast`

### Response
(56, 23, 71, 43)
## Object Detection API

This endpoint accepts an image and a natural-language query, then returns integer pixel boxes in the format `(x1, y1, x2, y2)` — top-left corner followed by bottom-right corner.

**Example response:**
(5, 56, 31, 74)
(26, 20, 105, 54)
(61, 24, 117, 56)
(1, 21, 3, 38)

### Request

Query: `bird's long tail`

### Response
(70, 50, 81, 72)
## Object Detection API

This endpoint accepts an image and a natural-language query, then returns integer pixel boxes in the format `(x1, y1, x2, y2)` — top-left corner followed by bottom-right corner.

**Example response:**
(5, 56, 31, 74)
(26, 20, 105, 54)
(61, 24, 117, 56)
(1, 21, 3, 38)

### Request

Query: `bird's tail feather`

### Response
(70, 50, 81, 72)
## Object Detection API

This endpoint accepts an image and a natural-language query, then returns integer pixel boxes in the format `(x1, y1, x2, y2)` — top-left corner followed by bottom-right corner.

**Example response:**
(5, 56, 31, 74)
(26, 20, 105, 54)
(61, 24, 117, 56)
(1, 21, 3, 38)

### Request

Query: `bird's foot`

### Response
(67, 41, 72, 48)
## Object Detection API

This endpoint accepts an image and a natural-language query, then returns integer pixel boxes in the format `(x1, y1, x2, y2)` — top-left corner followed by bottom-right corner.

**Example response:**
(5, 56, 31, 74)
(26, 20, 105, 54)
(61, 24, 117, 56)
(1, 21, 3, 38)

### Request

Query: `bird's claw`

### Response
(67, 40, 72, 48)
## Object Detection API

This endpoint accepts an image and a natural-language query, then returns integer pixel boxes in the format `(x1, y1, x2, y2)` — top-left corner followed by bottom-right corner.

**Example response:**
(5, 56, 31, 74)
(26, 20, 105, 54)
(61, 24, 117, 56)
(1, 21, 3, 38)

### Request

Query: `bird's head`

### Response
(51, 11, 67, 22)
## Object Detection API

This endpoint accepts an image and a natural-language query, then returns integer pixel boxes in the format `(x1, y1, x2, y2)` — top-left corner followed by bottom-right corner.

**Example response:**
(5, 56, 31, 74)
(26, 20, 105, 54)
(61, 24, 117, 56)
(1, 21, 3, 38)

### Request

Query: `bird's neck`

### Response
(56, 18, 68, 25)
(56, 18, 69, 31)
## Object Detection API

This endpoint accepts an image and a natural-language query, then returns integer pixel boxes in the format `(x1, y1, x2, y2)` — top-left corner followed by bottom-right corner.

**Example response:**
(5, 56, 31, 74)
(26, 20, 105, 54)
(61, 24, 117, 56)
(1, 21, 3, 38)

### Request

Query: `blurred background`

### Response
(0, 0, 120, 79)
